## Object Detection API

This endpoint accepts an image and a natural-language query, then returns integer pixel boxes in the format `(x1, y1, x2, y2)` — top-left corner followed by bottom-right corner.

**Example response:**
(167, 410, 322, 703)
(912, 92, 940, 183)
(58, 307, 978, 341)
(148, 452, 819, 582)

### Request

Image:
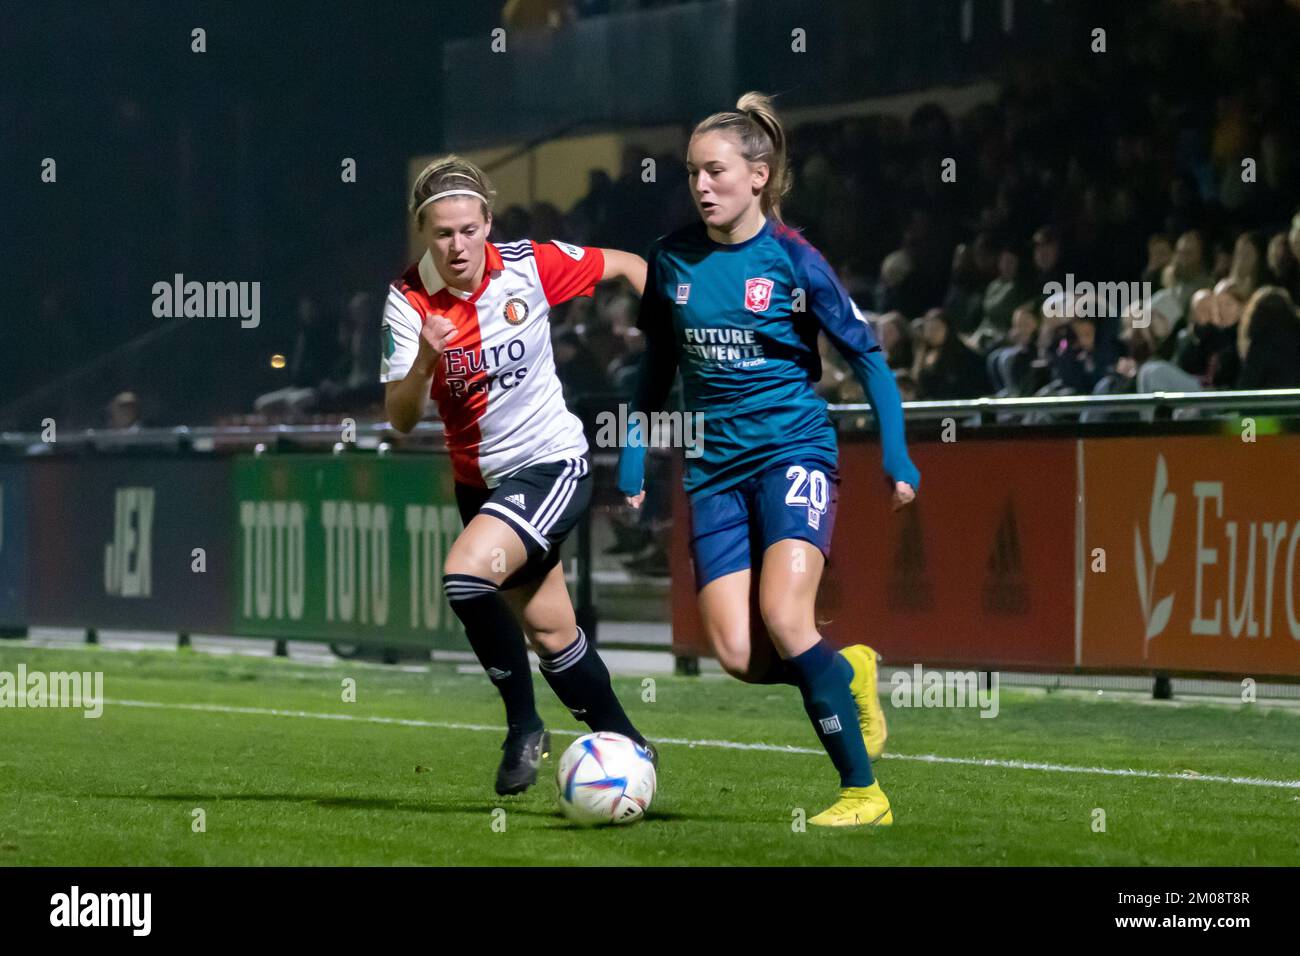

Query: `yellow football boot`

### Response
(839, 644, 887, 759)
(808, 782, 894, 827)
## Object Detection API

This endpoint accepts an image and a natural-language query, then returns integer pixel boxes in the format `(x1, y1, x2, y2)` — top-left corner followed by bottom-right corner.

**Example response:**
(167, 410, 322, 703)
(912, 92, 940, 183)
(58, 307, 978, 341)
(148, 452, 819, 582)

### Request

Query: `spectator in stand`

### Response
(1030, 226, 1066, 301)
(107, 391, 144, 430)
(1205, 277, 1248, 387)
(1142, 288, 1187, 362)
(1266, 231, 1300, 303)
(873, 248, 921, 315)
(1171, 286, 1213, 367)
(1141, 234, 1174, 287)
(875, 311, 914, 371)
(1164, 230, 1213, 311)
(986, 302, 1041, 396)
(1045, 289, 1123, 396)
(1238, 287, 1300, 389)
(1229, 230, 1271, 299)
(941, 243, 985, 336)
(1175, 278, 1245, 387)
(970, 240, 1033, 351)
(911, 308, 989, 400)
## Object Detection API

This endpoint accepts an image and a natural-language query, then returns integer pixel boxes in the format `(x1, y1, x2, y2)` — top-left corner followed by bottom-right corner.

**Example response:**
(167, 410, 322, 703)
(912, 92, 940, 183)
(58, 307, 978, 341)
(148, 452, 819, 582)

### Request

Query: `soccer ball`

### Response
(556, 732, 656, 826)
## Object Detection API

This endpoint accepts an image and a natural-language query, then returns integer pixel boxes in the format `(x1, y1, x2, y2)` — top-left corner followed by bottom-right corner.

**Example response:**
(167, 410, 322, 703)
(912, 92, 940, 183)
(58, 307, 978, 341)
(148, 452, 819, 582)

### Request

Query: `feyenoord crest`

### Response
(503, 296, 530, 325)
(744, 277, 774, 313)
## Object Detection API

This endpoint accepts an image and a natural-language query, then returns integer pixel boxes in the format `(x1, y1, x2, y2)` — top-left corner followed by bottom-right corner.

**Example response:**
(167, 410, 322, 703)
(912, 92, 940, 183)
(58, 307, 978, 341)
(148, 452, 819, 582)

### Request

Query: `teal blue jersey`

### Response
(618, 217, 918, 497)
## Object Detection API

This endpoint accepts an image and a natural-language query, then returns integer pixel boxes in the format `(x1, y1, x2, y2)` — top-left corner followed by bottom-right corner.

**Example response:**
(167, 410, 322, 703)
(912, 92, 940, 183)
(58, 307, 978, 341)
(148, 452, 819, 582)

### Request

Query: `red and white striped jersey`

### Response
(381, 238, 605, 488)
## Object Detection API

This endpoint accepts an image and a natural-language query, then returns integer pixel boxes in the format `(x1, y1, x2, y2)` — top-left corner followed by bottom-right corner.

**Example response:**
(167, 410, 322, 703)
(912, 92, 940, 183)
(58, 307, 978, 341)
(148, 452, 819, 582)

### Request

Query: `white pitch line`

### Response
(106, 698, 1300, 791)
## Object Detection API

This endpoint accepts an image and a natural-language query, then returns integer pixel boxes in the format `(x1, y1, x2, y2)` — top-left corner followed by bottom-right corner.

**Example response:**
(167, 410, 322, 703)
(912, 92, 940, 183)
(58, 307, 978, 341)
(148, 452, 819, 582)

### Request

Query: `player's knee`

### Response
(525, 622, 575, 656)
(444, 541, 505, 582)
(442, 543, 478, 580)
(711, 633, 758, 681)
(758, 603, 809, 646)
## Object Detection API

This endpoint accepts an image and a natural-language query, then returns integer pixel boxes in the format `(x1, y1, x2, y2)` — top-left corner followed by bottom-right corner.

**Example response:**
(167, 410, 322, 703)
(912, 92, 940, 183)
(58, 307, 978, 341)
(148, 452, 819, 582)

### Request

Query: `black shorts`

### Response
(454, 455, 591, 589)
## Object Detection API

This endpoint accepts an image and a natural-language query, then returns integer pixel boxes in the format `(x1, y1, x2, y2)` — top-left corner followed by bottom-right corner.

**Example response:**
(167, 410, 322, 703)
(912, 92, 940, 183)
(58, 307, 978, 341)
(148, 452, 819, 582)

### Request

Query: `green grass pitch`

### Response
(2, 644, 1298, 866)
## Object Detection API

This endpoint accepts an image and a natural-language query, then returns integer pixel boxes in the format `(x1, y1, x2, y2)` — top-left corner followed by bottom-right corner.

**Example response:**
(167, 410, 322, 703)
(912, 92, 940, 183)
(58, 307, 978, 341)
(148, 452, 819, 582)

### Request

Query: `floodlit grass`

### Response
(2, 645, 1298, 865)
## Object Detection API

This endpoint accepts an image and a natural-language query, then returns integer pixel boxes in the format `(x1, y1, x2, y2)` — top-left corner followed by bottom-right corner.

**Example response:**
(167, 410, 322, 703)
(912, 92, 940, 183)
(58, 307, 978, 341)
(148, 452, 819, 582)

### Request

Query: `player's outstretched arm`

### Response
(852, 347, 920, 511)
(618, 252, 676, 509)
(803, 253, 919, 508)
(600, 249, 648, 295)
(616, 335, 678, 508)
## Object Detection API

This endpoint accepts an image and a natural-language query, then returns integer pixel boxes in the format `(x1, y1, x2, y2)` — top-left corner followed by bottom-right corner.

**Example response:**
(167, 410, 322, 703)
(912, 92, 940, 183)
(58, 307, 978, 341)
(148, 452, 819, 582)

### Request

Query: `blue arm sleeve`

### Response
(616, 251, 679, 497)
(849, 347, 920, 490)
(804, 253, 920, 490)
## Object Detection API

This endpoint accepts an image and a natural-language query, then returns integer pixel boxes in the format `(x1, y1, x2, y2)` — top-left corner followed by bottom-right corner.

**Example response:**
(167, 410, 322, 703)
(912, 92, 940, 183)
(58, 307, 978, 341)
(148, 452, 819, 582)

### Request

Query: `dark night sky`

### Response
(0, 1, 497, 420)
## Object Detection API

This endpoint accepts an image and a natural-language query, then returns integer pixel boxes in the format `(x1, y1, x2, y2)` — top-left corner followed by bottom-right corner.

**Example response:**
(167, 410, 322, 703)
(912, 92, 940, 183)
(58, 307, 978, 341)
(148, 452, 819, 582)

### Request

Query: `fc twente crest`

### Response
(744, 277, 774, 313)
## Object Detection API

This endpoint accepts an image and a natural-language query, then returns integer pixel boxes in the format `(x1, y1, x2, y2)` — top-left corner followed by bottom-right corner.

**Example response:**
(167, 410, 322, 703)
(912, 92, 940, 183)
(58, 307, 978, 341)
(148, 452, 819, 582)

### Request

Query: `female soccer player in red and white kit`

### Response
(383, 156, 655, 795)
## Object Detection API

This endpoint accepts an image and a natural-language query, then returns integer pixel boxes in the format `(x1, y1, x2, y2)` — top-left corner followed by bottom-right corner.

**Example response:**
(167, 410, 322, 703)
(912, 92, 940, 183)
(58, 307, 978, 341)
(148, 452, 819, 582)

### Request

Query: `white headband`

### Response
(416, 188, 488, 215)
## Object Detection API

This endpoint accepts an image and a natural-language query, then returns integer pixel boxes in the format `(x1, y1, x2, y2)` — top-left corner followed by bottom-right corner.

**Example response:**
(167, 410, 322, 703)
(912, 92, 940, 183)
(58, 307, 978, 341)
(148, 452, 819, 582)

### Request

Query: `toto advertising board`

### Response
(232, 453, 466, 650)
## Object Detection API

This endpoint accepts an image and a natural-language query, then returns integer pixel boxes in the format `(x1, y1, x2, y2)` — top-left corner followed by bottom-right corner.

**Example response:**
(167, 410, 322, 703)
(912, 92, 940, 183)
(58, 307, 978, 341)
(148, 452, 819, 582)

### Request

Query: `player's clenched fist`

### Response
(420, 313, 457, 357)
(891, 480, 916, 512)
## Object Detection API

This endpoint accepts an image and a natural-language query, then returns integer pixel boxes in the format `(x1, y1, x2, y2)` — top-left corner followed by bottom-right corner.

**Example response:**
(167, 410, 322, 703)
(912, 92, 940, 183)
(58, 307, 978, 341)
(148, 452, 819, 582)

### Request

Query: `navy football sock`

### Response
(538, 626, 646, 745)
(443, 573, 543, 733)
(786, 638, 874, 787)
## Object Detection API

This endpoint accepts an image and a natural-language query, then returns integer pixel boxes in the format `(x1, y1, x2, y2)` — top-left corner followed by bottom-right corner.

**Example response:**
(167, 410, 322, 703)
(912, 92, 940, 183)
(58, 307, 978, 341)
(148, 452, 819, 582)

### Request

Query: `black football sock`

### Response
(443, 573, 543, 733)
(538, 626, 646, 745)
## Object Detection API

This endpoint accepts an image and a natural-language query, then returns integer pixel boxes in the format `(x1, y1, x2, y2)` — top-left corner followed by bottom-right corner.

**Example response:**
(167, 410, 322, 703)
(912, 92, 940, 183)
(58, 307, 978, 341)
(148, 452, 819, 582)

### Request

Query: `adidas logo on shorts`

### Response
(506, 493, 526, 509)
(819, 715, 843, 734)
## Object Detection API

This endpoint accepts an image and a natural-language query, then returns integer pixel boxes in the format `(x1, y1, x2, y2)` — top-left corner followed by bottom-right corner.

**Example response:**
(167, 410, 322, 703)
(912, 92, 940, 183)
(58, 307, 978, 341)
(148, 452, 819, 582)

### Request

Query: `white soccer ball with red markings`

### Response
(556, 732, 656, 826)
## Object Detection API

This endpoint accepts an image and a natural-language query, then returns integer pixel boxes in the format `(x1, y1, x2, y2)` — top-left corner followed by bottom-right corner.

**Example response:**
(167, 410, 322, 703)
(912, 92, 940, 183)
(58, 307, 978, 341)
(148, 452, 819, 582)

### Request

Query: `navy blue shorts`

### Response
(688, 456, 840, 592)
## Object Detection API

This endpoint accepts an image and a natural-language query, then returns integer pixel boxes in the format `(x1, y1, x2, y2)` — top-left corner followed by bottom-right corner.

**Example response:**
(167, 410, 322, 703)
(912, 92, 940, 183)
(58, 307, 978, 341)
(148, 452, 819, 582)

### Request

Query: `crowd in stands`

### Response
(222, 0, 1300, 433)
(497, 2, 1300, 415)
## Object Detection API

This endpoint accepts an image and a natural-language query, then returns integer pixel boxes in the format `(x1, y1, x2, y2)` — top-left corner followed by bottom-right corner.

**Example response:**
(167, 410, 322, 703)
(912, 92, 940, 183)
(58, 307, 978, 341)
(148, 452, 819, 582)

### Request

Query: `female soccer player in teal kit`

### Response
(617, 92, 919, 826)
